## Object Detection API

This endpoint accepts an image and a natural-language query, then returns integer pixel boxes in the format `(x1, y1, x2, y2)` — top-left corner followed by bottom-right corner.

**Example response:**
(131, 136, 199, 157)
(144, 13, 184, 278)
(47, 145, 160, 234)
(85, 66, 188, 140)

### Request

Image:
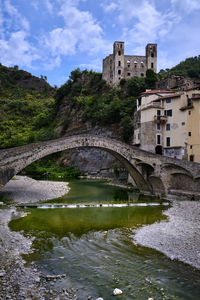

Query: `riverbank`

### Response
(0, 176, 75, 300)
(134, 200, 200, 270)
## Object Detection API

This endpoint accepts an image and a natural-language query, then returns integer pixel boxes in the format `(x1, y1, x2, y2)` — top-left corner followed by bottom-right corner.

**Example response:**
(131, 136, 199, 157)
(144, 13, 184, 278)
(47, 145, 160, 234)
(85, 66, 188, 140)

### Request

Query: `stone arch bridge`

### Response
(1, 134, 200, 198)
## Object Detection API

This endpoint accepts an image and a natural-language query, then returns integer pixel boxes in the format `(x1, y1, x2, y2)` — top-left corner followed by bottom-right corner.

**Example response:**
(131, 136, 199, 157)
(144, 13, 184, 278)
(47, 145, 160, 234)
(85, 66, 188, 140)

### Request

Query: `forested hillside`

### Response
(160, 55, 200, 79)
(0, 64, 56, 148)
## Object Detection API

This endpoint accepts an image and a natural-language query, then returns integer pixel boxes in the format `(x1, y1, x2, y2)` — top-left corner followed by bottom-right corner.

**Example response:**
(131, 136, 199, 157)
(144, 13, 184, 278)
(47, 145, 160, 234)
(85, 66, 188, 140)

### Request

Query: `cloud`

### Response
(0, 31, 39, 67)
(110, 0, 180, 47)
(44, 0, 54, 14)
(171, 0, 200, 13)
(79, 59, 102, 71)
(44, 0, 110, 59)
(101, 2, 117, 12)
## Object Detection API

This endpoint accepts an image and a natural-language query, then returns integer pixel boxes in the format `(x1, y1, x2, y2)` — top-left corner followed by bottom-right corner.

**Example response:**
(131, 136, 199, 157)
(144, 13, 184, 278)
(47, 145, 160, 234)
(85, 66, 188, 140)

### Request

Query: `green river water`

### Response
(9, 180, 200, 299)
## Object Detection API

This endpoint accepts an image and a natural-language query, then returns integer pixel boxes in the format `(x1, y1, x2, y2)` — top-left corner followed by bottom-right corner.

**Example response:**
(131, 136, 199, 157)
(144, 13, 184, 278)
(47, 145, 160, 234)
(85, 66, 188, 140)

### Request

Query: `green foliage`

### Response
(0, 64, 57, 149)
(23, 156, 84, 179)
(159, 55, 200, 80)
(145, 69, 158, 89)
(126, 77, 146, 96)
(120, 115, 133, 143)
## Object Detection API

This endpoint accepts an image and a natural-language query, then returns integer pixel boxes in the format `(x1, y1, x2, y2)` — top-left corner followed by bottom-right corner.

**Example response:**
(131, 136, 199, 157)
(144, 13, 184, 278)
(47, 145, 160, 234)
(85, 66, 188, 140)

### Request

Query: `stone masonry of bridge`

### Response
(1, 135, 200, 199)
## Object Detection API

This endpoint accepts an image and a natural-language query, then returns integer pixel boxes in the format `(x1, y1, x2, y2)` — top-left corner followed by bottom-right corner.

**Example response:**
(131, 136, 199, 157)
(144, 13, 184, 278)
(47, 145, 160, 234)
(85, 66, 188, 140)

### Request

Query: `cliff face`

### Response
(55, 100, 128, 182)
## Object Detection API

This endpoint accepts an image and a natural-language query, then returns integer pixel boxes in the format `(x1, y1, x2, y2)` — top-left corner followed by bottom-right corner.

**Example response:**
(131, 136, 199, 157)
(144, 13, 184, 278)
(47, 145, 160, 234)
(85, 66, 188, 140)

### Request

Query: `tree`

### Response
(145, 69, 158, 89)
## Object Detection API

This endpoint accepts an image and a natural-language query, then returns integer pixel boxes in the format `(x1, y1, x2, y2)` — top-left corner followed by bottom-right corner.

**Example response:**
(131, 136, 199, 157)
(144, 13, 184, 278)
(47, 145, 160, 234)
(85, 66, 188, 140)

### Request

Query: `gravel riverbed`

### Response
(134, 200, 200, 270)
(1, 176, 200, 299)
(0, 176, 76, 300)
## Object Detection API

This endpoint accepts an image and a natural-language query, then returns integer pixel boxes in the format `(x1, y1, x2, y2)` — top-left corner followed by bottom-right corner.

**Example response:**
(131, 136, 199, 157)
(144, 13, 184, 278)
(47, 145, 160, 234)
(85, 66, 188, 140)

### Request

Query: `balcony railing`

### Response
(141, 101, 163, 110)
(154, 115, 168, 123)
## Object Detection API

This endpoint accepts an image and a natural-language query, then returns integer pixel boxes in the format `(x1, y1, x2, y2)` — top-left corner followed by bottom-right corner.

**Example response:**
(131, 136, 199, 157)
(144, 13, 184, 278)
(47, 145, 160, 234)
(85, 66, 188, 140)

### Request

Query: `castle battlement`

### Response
(102, 41, 157, 86)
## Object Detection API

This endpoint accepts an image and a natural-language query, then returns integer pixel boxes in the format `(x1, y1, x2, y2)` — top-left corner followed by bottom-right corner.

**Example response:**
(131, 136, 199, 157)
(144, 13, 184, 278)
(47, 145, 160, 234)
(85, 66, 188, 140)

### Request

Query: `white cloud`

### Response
(4, 0, 30, 32)
(44, 0, 110, 58)
(171, 0, 200, 13)
(44, 0, 54, 14)
(0, 31, 39, 67)
(101, 2, 117, 12)
(79, 59, 102, 71)
(111, 0, 180, 47)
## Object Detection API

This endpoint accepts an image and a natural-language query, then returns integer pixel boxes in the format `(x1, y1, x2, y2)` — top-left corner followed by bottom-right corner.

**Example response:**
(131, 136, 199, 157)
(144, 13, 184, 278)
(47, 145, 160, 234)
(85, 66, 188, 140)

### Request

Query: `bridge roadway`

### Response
(1, 134, 200, 198)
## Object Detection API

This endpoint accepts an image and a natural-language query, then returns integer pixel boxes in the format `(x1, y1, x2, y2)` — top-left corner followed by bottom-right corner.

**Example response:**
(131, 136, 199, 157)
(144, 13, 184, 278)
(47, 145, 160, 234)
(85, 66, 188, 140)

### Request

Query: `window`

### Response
(157, 110, 161, 116)
(166, 98, 171, 103)
(127, 60, 130, 64)
(118, 69, 121, 75)
(188, 111, 191, 115)
(141, 73, 144, 77)
(151, 53, 154, 58)
(188, 132, 191, 136)
(118, 61, 121, 66)
(164, 109, 172, 116)
(127, 72, 131, 76)
(138, 97, 141, 106)
(118, 51, 121, 56)
(190, 145, 193, 149)
(128, 64, 130, 68)
(120, 44, 123, 48)
(166, 137, 170, 147)
(151, 62, 154, 68)
(157, 123, 161, 130)
(190, 155, 194, 162)
(166, 124, 170, 131)
(157, 134, 161, 145)
(141, 61, 144, 67)
(182, 122, 185, 126)
(134, 60, 137, 68)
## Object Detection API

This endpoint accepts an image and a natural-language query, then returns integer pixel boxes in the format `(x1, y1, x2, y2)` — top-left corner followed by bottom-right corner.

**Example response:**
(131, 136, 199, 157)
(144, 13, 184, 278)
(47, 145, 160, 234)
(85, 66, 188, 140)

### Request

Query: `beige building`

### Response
(102, 41, 157, 86)
(133, 89, 200, 162)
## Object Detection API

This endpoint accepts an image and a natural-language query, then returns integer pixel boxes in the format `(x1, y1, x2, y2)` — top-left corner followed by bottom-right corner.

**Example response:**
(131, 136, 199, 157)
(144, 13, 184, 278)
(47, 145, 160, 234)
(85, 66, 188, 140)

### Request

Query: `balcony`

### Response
(141, 101, 163, 111)
(154, 115, 168, 124)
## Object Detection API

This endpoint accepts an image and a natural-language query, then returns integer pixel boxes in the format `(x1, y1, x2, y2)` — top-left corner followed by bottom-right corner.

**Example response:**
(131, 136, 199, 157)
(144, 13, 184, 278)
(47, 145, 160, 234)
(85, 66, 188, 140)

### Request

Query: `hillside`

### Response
(0, 64, 56, 149)
(159, 55, 200, 79)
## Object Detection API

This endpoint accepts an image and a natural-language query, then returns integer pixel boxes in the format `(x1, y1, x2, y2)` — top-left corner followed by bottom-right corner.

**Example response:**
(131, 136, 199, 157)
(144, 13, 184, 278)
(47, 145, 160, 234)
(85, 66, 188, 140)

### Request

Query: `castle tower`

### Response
(146, 43, 157, 73)
(113, 41, 125, 85)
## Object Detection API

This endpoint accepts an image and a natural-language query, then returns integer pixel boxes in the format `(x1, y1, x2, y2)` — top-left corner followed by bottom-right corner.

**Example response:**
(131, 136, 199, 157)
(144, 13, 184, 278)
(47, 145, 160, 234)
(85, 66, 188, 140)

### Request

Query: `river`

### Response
(9, 180, 200, 300)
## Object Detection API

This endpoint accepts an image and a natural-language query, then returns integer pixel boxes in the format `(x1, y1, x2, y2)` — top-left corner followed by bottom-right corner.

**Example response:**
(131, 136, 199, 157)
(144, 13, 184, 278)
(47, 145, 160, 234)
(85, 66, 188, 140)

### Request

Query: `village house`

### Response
(133, 89, 200, 162)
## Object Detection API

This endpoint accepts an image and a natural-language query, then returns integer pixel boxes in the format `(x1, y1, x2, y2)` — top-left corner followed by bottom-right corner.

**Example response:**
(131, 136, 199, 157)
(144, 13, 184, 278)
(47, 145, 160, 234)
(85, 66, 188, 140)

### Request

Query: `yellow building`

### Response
(180, 90, 200, 162)
(134, 89, 200, 162)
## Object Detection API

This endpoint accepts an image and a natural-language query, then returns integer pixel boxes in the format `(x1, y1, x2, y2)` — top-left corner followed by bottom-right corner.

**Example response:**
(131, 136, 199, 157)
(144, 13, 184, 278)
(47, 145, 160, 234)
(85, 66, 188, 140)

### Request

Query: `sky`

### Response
(0, 0, 200, 87)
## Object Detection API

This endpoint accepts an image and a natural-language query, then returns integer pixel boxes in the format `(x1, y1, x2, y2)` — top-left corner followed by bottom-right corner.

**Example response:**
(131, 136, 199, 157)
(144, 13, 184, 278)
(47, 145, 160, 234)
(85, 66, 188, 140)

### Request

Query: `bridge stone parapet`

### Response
(1, 134, 200, 198)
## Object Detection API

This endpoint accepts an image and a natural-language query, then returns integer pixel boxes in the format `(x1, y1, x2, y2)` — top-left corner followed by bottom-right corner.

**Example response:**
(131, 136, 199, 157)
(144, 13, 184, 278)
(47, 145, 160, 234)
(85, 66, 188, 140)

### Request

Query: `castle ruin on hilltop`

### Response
(102, 41, 157, 86)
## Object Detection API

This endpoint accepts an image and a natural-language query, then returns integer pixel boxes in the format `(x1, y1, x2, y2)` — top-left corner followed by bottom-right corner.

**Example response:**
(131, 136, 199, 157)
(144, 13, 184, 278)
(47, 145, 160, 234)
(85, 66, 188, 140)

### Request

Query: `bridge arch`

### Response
(0, 135, 153, 194)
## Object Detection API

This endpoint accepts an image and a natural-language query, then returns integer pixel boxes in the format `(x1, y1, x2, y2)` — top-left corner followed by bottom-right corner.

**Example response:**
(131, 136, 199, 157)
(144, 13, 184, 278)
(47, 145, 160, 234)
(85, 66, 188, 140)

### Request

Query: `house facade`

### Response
(133, 89, 200, 162)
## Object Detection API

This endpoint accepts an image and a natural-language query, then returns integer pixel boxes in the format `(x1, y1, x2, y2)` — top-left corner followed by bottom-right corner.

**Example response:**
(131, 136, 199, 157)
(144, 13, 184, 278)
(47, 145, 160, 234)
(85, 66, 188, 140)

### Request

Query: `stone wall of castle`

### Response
(102, 41, 157, 86)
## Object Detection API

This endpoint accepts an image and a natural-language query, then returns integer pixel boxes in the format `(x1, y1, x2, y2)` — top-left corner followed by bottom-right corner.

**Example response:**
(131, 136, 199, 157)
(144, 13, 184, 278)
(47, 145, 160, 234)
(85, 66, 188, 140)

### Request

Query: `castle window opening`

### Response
(190, 154, 194, 162)
(190, 145, 193, 149)
(118, 69, 121, 75)
(141, 61, 144, 67)
(141, 73, 144, 77)
(182, 122, 185, 125)
(188, 111, 191, 115)
(151, 53, 154, 58)
(120, 44, 123, 48)
(127, 72, 131, 76)
(127, 60, 131, 64)
(118, 51, 121, 56)
(151, 62, 154, 68)
(188, 132, 191, 136)
(118, 61, 121, 66)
